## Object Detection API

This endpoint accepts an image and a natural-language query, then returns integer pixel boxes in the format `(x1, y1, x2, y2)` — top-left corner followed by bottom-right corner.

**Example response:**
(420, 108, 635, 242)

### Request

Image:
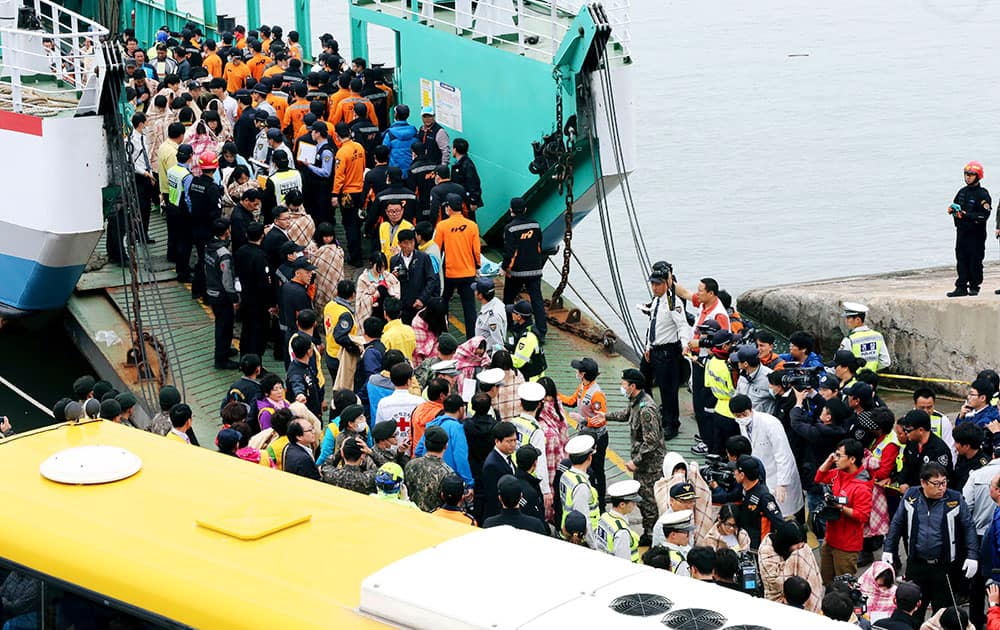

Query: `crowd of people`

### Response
(21, 21, 1000, 630)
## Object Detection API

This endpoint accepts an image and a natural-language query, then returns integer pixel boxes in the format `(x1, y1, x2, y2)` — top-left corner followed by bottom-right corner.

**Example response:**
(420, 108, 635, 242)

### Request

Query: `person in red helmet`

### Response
(189, 150, 224, 300)
(947, 161, 992, 297)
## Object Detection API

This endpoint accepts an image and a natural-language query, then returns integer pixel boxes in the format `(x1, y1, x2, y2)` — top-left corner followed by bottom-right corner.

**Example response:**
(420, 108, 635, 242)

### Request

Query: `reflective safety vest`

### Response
(705, 356, 735, 418)
(596, 511, 639, 562)
(509, 413, 541, 449)
(166, 164, 190, 208)
(872, 431, 903, 473)
(511, 325, 546, 381)
(269, 169, 303, 206)
(323, 298, 356, 358)
(848, 327, 887, 372)
(560, 468, 599, 534)
(668, 548, 686, 574)
(930, 411, 946, 441)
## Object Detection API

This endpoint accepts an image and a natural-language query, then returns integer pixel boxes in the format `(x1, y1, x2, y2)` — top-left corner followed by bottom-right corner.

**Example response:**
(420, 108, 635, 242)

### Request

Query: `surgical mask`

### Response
(735, 415, 752, 427)
(386, 443, 398, 454)
(620, 386, 629, 399)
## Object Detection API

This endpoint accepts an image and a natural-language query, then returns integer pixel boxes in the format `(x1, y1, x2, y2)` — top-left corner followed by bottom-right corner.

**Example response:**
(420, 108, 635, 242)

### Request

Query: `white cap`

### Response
(607, 479, 642, 502)
(660, 508, 695, 532)
(517, 381, 546, 402)
(430, 359, 459, 375)
(565, 434, 596, 457)
(476, 368, 505, 386)
(841, 301, 869, 317)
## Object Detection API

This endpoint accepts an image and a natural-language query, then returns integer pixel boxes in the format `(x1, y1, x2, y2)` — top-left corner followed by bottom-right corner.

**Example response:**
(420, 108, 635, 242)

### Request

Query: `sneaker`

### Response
(946, 289, 969, 297)
(693, 434, 702, 441)
(690, 441, 709, 455)
(970, 287, 980, 296)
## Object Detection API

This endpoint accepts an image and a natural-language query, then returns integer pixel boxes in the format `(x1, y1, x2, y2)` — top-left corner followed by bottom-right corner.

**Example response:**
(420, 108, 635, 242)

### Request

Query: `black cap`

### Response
(266, 128, 284, 142)
(115, 392, 138, 410)
(735, 455, 760, 477)
(472, 277, 495, 294)
(99, 399, 121, 420)
(254, 109, 269, 121)
(510, 197, 527, 213)
(92, 380, 113, 400)
(52, 397, 71, 421)
(290, 257, 317, 271)
(506, 300, 532, 318)
(72, 375, 96, 399)
(176, 143, 193, 160)
(340, 404, 364, 425)
(280, 241, 305, 256)
(648, 271, 667, 284)
(217, 428, 241, 452)
(341, 437, 364, 460)
(158, 385, 181, 409)
(621, 368, 645, 387)
(445, 192, 464, 210)
(441, 475, 465, 500)
(497, 474, 521, 505)
(895, 582, 922, 611)
(564, 510, 587, 534)
(371, 420, 396, 442)
(900, 409, 931, 431)
(571, 357, 599, 374)
(425, 426, 449, 451)
(847, 382, 874, 405)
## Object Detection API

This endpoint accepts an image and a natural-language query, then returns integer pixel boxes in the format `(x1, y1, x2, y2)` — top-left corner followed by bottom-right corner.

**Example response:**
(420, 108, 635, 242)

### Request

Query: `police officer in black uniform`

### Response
(205, 218, 239, 370)
(948, 161, 992, 297)
(501, 197, 546, 341)
(733, 455, 784, 550)
(898, 409, 954, 490)
(188, 151, 223, 300)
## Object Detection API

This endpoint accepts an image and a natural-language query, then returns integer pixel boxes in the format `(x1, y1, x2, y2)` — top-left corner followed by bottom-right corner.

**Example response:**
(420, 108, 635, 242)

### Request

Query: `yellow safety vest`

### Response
(930, 411, 945, 441)
(705, 356, 735, 418)
(166, 164, 189, 207)
(509, 413, 540, 449)
(269, 169, 302, 206)
(511, 326, 546, 381)
(560, 468, 599, 534)
(323, 299, 356, 358)
(596, 511, 639, 562)
(668, 548, 686, 573)
(848, 327, 886, 372)
(872, 432, 902, 473)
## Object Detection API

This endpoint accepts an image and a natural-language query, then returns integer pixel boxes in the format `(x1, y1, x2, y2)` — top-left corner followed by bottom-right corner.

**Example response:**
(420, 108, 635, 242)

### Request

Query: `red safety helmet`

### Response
(198, 150, 219, 170)
(964, 161, 984, 180)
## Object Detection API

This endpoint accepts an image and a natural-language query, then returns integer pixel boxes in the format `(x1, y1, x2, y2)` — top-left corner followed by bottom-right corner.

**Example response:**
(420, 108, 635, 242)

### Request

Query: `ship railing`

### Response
(0, 0, 107, 117)
(360, 0, 630, 64)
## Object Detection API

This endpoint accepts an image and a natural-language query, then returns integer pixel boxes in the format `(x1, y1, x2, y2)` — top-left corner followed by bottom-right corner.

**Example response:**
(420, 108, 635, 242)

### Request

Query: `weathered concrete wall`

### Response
(738, 263, 1000, 394)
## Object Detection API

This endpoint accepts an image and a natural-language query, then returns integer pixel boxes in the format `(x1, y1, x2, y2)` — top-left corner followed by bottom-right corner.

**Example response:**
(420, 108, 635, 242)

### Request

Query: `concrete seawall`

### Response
(737, 263, 1000, 394)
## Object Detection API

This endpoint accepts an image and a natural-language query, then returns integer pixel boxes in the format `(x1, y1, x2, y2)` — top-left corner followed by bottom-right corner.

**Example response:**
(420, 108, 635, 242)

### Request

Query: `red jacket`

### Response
(814, 466, 873, 552)
(989, 604, 1000, 630)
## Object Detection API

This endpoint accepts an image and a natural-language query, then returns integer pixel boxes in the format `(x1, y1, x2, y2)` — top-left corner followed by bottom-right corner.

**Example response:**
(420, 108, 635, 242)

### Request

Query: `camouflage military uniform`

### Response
(371, 445, 411, 469)
(147, 411, 172, 436)
(605, 390, 664, 537)
(321, 462, 377, 495)
(413, 355, 438, 389)
(403, 454, 455, 512)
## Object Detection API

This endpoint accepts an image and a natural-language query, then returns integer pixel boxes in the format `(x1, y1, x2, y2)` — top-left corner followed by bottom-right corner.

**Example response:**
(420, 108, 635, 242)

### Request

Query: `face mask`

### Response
(620, 386, 629, 399)
(386, 443, 398, 454)
(735, 415, 751, 427)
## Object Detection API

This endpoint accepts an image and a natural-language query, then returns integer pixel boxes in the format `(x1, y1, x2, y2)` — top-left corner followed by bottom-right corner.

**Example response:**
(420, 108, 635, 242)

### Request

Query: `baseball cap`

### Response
(571, 357, 599, 374)
(421, 105, 434, 116)
(471, 277, 495, 294)
(506, 300, 533, 318)
(371, 420, 396, 442)
(425, 426, 449, 451)
(290, 257, 317, 271)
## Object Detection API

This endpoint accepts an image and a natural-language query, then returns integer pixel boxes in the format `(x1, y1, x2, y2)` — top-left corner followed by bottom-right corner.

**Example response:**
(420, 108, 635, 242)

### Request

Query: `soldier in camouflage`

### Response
(321, 437, 377, 495)
(600, 368, 665, 545)
(403, 426, 456, 512)
(369, 419, 411, 468)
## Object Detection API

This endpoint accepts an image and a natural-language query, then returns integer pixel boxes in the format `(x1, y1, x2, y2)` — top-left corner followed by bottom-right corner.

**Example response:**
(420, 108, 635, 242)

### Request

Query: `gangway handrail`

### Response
(0, 0, 107, 116)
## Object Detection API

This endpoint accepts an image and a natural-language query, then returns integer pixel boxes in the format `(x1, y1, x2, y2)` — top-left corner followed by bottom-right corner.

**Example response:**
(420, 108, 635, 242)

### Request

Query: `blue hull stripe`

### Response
(0, 253, 86, 312)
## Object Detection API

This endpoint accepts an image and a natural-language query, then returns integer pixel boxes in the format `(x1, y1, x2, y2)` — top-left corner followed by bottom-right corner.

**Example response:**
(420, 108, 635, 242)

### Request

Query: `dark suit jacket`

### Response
(483, 508, 548, 536)
(261, 227, 290, 284)
(390, 249, 439, 310)
(515, 469, 544, 522)
(282, 442, 320, 480)
(480, 449, 516, 522)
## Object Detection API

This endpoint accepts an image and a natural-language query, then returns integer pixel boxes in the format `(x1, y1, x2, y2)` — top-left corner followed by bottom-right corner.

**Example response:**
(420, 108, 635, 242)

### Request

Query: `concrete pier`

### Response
(738, 263, 1000, 393)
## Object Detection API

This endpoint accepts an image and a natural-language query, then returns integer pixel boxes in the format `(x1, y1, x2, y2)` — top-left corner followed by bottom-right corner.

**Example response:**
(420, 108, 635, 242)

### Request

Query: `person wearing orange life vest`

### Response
(332, 78, 377, 126)
(331, 122, 366, 266)
(434, 193, 480, 335)
(560, 357, 609, 510)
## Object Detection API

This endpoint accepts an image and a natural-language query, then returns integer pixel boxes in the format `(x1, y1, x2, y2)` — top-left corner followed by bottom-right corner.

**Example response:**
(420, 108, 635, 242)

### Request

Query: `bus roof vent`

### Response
(196, 511, 312, 541)
(661, 608, 727, 630)
(40, 445, 142, 485)
(608, 593, 673, 616)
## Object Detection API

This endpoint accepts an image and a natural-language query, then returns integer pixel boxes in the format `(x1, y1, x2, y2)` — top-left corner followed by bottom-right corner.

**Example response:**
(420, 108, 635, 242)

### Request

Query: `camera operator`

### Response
(734, 345, 775, 416)
(815, 438, 873, 585)
(791, 391, 851, 542)
(732, 455, 784, 551)
(884, 462, 978, 620)
(708, 435, 765, 504)
(675, 277, 730, 456)
(389, 229, 438, 325)
(897, 410, 953, 494)
(730, 394, 804, 519)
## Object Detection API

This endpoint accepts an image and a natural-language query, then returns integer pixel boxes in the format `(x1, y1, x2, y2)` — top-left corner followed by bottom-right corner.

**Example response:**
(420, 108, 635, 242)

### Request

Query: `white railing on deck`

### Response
(360, 0, 630, 64)
(0, 0, 107, 117)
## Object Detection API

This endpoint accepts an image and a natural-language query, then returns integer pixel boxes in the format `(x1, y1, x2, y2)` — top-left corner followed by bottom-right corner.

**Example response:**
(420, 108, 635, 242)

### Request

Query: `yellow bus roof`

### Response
(0, 420, 470, 628)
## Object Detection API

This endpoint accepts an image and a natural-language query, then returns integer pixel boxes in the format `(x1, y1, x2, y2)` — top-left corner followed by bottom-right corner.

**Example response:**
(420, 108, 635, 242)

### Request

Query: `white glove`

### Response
(776, 485, 787, 504)
(963, 559, 978, 579)
(881, 552, 894, 565)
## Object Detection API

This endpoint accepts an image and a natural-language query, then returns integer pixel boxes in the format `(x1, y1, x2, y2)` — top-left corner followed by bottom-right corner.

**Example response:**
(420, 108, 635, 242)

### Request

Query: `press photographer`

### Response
(814, 439, 873, 585)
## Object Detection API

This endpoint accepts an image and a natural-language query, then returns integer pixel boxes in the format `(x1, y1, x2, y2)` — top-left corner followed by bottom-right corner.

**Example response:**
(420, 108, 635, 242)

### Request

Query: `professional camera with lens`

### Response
(700, 453, 737, 491)
(739, 551, 761, 595)
(821, 484, 848, 521)
(392, 263, 408, 281)
(780, 362, 825, 392)
(696, 323, 720, 349)
(832, 573, 868, 616)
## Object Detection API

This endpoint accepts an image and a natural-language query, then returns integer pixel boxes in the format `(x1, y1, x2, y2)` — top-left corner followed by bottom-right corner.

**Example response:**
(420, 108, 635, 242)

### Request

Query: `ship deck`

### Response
(69, 213, 700, 489)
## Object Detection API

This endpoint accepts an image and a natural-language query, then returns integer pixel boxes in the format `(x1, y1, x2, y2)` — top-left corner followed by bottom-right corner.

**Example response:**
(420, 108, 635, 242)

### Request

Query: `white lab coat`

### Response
(738, 411, 804, 517)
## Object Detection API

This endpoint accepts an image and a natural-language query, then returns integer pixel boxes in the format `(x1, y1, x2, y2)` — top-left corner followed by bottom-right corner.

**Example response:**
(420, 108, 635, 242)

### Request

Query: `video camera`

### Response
(832, 573, 868, 617)
(700, 453, 737, 491)
(780, 362, 825, 392)
(696, 322, 721, 349)
(739, 551, 761, 595)
(821, 484, 848, 521)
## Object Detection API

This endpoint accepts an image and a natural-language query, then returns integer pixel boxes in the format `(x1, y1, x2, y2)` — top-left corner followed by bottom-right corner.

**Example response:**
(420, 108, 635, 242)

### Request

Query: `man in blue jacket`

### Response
(382, 104, 418, 177)
(883, 461, 979, 619)
(414, 394, 474, 491)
